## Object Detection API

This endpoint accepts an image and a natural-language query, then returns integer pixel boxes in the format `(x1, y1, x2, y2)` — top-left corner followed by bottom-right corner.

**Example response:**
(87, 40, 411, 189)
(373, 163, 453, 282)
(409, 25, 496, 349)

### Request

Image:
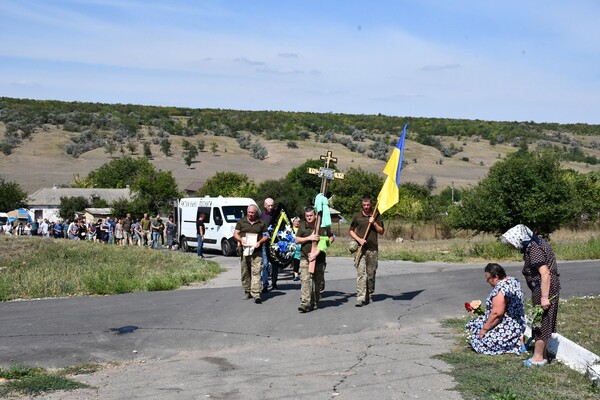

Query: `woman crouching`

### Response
(466, 263, 526, 355)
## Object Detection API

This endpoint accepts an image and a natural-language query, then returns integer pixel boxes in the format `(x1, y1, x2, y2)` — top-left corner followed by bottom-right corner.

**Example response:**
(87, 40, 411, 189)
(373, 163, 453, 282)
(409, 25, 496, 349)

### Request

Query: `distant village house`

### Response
(27, 186, 133, 222)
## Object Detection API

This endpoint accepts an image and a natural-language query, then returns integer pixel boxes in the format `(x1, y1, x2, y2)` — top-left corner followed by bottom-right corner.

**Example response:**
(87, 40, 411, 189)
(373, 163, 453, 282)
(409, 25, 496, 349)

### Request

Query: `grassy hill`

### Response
(1, 97, 600, 195)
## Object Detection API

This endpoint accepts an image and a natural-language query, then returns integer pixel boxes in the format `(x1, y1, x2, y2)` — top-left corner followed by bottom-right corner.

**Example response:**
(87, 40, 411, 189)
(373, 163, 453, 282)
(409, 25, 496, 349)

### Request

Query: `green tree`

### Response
(76, 157, 180, 215)
(133, 169, 180, 214)
(104, 140, 117, 158)
(284, 159, 330, 200)
(0, 177, 28, 211)
(393, 188, 427, 240)
(160, 138, 171, 157)
(143, 141, 152, 158)
(197, 172, 257, 197)
(90, 194, 109, 208)
(328, 167, 384, 217)
(84, 157, 153, 188)
(564, 170, 600, 227)
(381, 182, 449, 238)
(126, 141, 137, 155)
(110, 197, 133, 220)
(210, 141, 218, 155)
(59, 196, 90, 220)
(254, 178, 305, 218)
(447, 150, 578, 236)
(183, 144, 198, 168)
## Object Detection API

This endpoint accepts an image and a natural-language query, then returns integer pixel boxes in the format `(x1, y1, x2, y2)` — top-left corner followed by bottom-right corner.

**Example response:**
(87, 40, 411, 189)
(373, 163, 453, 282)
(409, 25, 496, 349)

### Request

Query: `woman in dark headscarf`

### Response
(501, 224, 561, 367)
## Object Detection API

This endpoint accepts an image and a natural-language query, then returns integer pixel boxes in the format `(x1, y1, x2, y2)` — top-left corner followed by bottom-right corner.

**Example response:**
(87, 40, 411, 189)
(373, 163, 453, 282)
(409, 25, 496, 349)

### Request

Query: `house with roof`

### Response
(184, 180, 204, 196)
(27, 186, 133, 222)
(82, 208, 113, 224)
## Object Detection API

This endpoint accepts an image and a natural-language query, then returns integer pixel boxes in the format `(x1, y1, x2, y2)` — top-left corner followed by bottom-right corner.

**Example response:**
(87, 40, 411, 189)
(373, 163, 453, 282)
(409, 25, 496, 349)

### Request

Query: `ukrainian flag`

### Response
(377, 124, 407, 214)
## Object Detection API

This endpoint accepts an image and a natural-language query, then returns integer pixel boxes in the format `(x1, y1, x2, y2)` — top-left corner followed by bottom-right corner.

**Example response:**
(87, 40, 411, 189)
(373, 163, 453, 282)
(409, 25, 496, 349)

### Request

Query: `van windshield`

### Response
(222, 206, 251, 223)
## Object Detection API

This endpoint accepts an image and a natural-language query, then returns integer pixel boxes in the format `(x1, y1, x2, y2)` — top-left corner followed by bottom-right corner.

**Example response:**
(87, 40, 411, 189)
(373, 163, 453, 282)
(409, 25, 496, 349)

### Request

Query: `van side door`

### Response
(205, 207, 225, 246)
(195, 207, 212, 247)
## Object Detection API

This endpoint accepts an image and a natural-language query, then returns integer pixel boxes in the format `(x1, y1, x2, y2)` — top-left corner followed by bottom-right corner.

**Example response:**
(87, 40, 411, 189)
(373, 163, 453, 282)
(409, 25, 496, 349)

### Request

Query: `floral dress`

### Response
(465, 277, 526, 355)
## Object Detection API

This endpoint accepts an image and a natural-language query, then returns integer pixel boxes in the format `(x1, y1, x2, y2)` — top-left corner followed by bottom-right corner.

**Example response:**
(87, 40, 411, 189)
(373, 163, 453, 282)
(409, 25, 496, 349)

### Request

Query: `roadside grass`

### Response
(0, 236, 223, 301)
(329, 234, 600, 263)
(552, 237, 600, 261)
(439, 297, 600, 400)
(556, 296, 600, 357)
(0, 364, 100, 397)
(3, 228, 599, 301)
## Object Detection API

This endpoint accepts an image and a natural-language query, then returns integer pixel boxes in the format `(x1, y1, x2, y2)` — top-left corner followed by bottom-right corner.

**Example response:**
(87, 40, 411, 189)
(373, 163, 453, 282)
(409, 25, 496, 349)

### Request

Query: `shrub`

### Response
(251, 142, 268, 160)
(63, 121, 80, 132)
(236, 134, 252, 150)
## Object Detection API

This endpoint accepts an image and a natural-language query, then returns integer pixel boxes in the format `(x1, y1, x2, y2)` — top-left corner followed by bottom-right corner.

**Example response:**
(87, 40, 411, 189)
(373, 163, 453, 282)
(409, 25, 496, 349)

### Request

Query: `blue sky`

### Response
(1, 0, 599, 124)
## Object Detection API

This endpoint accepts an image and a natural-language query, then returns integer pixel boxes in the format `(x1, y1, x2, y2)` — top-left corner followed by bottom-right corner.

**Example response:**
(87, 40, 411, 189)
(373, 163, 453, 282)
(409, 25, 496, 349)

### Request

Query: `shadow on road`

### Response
(371, 289, 425, 303)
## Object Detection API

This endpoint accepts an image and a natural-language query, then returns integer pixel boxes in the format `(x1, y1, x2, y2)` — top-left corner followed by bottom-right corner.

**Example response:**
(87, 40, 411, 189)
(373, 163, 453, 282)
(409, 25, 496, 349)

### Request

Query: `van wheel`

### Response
(221, 239, 234, 256)
(180, 236, 189, 252)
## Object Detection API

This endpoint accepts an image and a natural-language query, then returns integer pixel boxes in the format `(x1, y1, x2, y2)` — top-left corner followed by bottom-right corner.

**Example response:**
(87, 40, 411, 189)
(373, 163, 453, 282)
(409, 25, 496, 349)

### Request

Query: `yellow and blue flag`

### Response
(377, 124, 407, 214)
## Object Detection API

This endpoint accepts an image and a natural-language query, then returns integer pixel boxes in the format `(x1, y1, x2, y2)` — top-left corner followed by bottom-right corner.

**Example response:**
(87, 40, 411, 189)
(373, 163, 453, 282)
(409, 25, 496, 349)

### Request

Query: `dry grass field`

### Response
(1, 122, 599, 195)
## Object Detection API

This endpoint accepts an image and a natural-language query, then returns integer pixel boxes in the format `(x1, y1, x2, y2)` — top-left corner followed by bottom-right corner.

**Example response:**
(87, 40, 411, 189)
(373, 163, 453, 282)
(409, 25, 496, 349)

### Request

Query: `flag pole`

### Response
(353, 123, 407, 264)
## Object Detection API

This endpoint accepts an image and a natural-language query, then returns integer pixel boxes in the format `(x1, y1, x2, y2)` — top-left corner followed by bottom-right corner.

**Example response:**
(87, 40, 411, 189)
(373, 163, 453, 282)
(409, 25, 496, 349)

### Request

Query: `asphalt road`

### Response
(1, 256, 598, 400)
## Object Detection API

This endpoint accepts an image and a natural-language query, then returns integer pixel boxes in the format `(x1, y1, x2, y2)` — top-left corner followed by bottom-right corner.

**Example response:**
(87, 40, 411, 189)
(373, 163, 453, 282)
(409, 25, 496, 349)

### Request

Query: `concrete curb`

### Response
(525, 326, 600, 387)
(548, 333, 600, 387)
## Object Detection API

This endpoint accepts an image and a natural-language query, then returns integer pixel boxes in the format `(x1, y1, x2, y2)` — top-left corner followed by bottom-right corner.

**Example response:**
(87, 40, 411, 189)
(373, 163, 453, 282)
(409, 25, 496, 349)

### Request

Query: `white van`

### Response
(175, 196, 259, 256)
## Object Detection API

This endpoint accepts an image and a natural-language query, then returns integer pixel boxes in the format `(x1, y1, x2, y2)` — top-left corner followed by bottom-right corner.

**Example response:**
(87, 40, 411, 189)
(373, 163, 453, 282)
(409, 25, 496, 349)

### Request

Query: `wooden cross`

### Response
(307, 150, 345, 191)
(305, 151, 344, 273)
(320, 150, 336, 169)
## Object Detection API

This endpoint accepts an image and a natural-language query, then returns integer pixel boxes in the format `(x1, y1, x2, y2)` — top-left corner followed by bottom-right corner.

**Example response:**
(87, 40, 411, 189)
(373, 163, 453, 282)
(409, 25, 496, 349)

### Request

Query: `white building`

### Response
(27, 186, 133, 222)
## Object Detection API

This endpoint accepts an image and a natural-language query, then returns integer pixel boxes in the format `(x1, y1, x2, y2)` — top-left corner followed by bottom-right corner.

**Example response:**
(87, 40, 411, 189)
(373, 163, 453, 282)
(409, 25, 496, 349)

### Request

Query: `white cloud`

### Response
(0, 0, 598, 123)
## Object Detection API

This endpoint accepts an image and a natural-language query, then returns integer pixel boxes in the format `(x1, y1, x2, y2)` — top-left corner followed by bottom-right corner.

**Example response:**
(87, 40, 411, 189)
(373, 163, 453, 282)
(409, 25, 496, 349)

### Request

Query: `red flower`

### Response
(464, 302, 473, 312)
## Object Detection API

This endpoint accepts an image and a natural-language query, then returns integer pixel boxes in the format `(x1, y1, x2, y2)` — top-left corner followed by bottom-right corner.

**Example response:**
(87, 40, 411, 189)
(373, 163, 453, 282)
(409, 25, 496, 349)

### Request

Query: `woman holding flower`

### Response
(466, 263, 526, 355)
(501, 224, 560, 367)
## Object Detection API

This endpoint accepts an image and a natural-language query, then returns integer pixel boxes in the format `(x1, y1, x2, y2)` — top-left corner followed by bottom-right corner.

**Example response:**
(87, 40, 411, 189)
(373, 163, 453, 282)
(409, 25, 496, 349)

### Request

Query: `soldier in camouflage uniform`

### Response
(295, 207, 334, 313)
(349, 197, 384, 307)
(234, 204, 269, 304)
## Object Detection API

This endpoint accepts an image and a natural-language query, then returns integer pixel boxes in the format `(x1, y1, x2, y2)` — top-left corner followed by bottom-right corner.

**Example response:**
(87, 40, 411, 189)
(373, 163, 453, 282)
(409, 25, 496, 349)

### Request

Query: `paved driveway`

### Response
(1, 256, 598, 400)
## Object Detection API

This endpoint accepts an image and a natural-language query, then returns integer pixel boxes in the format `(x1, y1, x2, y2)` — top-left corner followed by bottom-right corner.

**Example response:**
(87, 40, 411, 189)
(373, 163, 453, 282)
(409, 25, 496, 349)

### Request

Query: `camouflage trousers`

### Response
(241, 252, 263, 299)
(299, 258, 325, 308)
(354, 249, 378, 303)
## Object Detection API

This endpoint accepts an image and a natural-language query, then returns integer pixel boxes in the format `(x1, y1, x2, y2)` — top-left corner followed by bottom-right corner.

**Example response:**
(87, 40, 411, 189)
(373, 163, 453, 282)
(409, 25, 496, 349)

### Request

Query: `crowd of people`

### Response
(2, 213, 178, 249)
(234, 196, 382, 313)
(1, 219, 33, 236)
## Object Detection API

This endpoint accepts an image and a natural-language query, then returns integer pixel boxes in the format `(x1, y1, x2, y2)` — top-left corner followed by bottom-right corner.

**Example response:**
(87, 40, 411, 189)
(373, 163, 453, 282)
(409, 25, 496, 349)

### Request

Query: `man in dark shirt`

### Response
(234, 204, 268, 304)
(349, 197, 384, 307)
(122, 213, 132, 246)
(196, 213, 205, 258)
(261, 197, 275, 292)
(295, 207, 334, 313)
(140, 213, 151, 246)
